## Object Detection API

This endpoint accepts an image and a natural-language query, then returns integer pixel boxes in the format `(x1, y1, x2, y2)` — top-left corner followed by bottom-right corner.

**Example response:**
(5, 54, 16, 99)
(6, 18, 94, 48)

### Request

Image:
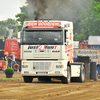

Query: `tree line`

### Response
(0, 0, 100, 41)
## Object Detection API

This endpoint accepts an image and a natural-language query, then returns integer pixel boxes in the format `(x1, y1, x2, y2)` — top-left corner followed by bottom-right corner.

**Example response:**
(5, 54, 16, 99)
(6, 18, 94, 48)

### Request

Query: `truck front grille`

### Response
(33, 62, 51, 70)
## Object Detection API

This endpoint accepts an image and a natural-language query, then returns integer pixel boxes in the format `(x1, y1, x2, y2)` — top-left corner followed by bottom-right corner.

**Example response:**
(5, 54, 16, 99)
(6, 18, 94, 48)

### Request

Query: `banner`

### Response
(74, 48, 100, 63)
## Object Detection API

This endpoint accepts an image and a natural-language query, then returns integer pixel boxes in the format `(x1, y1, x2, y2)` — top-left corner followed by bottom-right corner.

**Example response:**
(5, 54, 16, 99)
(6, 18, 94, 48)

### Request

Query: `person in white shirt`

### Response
(11, 52, 16, 68)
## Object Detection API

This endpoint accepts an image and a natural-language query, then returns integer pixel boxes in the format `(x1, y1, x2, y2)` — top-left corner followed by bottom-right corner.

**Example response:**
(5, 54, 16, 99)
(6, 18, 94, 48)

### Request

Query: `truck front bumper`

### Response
(21, 60, 67, 77)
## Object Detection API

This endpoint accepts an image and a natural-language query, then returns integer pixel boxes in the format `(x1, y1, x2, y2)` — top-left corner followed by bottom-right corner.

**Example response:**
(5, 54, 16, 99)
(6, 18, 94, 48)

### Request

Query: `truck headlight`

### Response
(22, 65, 28, 68)
(56, 65, 63, 68)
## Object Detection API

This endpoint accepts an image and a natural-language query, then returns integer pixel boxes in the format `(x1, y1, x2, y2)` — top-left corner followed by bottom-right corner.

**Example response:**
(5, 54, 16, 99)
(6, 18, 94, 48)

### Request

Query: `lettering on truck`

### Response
(28, 45, 57, 50)
(26, 21, 61, 27)
(65, 44, 73, 63)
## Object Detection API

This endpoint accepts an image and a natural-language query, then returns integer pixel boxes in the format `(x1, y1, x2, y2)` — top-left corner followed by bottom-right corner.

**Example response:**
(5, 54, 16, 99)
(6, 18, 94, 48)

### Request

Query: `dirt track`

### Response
(0, 71, 100, 100)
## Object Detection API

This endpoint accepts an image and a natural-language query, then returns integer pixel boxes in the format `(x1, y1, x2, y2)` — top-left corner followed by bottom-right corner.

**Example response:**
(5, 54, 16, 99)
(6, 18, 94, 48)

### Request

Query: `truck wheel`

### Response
(79, 65, 85, 82)
(13, 60, 21, 71)
(23, 76, 33, 83)
(62, 66, 71, 84)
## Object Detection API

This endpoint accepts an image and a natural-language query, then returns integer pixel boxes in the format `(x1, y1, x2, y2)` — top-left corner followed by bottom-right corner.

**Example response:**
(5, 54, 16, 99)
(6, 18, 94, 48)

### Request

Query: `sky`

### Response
(0, 0, 26, 21)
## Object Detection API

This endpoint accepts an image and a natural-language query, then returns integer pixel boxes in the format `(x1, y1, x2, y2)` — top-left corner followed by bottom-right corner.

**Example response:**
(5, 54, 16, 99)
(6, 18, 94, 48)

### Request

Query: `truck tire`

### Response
(62, 66, 71, 84)
(23, 76, 33, 83)
(79, 65, 85, 82)
(13, 60, 21, 71)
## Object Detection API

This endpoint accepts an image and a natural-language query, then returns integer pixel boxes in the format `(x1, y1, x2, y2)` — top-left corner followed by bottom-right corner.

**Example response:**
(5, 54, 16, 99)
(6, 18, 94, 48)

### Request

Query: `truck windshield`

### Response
(22, 30, 63, 45)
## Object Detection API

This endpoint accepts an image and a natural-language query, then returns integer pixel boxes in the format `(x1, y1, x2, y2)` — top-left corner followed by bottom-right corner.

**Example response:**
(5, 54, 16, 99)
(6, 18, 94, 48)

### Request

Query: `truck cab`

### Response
(4, 38, 21, 71)
(21, 20, 85, 84)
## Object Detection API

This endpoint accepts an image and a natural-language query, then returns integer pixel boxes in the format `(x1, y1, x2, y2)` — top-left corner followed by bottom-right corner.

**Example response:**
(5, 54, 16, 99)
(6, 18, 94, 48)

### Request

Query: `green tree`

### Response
(15, 5, 34, 31)
(0, 18, 18, 37)
(0, 25, 9, 37)
(5, 18, 17, 30)
(5, 18, 18, 36)
(75, 0, 100, 41)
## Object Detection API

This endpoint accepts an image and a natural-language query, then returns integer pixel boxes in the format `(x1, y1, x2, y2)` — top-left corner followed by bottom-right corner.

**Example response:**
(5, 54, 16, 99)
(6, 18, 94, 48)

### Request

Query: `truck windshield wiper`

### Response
(54, 42, 59, 44)
(30, 39, 36, 43)
(54, 41, 62, 44)
(43, 42, 48, 44)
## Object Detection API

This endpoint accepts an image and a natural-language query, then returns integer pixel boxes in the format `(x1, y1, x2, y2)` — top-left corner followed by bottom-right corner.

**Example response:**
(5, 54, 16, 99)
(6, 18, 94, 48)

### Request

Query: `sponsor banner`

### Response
(74, 48, 100, 62)
(25, 21, 61, 27)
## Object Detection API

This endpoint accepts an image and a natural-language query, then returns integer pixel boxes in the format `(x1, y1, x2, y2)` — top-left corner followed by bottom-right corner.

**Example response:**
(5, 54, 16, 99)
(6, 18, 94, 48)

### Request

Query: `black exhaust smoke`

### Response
(27, 0, 47, 20)
(26, 0, 92, 22)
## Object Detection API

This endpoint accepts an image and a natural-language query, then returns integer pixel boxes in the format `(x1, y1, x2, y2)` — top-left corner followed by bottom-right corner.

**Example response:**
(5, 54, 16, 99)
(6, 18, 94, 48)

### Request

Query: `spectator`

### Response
(11, 52, 16, 68)
(3, 52, 8, 71)
(8, 53, 13, 68)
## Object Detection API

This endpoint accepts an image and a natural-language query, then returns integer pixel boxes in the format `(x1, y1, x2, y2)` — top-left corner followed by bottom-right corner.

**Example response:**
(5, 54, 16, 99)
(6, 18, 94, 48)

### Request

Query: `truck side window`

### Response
(64, 30, 67, 42)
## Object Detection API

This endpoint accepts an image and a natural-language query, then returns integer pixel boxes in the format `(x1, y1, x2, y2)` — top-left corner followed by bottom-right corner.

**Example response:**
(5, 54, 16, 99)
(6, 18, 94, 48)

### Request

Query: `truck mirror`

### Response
(18, 32, 21, 43)
(66, 31, 70, 39)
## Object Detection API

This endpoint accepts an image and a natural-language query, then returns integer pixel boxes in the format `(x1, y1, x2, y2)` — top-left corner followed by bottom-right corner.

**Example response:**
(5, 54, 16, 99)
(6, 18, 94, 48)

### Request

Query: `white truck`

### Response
(20, 20, 85, 84)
